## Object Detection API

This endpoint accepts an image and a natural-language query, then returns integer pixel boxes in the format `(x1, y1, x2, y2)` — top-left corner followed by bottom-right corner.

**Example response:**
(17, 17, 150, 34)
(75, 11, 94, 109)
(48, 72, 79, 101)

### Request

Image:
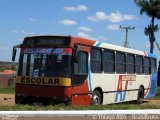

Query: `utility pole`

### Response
(120, 26, 135, 48)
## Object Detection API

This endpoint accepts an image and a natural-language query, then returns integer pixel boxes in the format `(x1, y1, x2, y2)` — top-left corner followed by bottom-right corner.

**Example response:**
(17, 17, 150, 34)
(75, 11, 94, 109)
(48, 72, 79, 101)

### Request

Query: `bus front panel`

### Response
(15, 48, 72, 103)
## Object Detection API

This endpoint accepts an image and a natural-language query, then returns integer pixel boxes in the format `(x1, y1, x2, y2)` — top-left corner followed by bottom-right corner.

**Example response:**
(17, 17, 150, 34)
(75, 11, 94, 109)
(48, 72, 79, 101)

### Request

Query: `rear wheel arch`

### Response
(139, 85, 144, 91)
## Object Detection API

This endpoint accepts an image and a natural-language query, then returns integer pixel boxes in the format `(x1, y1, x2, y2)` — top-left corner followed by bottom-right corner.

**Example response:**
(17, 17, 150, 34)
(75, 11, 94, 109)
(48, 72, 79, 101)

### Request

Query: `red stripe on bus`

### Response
(144, 75, 151, 97)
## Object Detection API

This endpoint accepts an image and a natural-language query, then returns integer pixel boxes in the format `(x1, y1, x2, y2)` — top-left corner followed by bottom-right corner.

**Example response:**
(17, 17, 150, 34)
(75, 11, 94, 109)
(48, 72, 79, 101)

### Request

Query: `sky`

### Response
(0, 0, 160, 62)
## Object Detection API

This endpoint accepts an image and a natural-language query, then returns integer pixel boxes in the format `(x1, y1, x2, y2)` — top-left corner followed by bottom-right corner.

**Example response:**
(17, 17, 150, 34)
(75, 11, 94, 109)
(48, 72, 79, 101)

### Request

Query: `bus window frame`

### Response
(150, 58, 157, 73)
(135, 55, 144, 74)
(102, 49, 115, 73)
(143, 57, 150, 75)
(90, 47, 103, 73)
(72, 50, 88, 86)
(126, 53, 135, 74)
(115, 51, 126, 74)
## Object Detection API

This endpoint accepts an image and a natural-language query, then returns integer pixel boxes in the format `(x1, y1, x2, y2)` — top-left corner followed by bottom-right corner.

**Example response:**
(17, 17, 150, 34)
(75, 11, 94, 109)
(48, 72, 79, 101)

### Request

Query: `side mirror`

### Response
(12, 48, 17, 62)
(73, 45, 79, 63)
(12, 44, 22, 62)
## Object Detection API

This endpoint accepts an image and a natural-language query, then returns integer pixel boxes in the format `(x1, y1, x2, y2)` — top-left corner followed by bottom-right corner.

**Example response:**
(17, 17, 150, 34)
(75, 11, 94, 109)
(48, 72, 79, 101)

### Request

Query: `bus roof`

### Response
(24, 35, 71, 39)
(22, 35, 156, 58)
(94, 41, 147, 56)
(71, 36, 149, 57)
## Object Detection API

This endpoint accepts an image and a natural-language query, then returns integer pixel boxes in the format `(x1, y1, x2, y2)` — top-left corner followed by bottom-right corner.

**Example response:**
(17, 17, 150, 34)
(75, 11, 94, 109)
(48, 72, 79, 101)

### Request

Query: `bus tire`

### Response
(137, 87, 144, 104)
(15, 95, 21, 104)
(91, 90, 102, 105)
(15, 96, 26, 104)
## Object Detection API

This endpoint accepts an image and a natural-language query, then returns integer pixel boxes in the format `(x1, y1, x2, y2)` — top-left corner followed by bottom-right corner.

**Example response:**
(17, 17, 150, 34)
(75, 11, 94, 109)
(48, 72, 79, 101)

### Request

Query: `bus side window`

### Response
(126, 54, 135, 74)
(74, 51, 88, 74)
(151, 58, 156, 73)
(135, 56, 143, 74)
(103, 50, 115, 73)
(144, 57, 150, 75)
(73, 51, 88, 85)
(116, 52, 126, 73)
(90, 48, 102, 73)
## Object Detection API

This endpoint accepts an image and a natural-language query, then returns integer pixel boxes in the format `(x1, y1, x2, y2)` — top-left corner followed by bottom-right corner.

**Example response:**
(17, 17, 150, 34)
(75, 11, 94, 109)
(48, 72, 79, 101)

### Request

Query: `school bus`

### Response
(12, 35, 157, 106)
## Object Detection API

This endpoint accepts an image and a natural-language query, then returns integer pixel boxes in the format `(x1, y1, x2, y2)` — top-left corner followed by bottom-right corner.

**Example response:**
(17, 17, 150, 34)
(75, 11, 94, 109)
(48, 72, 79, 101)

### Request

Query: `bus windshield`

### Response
(18, 48, 72, 78)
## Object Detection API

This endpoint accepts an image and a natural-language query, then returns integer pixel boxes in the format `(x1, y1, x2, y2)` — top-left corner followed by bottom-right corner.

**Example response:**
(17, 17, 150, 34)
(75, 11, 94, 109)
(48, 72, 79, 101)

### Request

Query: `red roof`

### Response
(0, 70, 16, 75)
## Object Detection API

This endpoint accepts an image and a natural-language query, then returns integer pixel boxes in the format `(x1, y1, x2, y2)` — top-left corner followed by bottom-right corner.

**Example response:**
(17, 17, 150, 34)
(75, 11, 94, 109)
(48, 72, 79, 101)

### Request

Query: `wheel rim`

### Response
(92, 94, 100, 105)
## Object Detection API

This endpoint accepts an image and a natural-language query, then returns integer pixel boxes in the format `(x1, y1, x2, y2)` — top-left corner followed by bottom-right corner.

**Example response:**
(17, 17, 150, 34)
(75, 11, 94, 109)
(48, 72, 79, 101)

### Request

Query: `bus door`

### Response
(71, 45, 91, 106)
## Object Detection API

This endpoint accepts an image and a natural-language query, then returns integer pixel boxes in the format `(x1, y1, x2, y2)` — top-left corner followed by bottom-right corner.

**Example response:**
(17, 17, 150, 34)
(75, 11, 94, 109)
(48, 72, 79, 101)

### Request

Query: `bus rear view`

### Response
(13, 36, 73, 104)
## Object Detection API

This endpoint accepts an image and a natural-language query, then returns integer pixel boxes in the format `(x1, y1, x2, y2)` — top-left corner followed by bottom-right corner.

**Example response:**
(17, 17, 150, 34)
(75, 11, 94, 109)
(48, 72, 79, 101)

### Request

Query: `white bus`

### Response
(90, 41, 157, 105)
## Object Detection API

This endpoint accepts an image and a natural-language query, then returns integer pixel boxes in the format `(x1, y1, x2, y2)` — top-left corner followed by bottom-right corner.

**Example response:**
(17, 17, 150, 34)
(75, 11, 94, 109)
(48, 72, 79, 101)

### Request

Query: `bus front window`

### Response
(18, 48, 71, 78)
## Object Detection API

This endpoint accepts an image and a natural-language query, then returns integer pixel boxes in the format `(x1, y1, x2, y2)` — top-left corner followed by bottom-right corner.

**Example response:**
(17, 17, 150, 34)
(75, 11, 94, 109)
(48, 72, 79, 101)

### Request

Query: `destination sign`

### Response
(22, 48, 72, 55)
(22, 36, 71, 47)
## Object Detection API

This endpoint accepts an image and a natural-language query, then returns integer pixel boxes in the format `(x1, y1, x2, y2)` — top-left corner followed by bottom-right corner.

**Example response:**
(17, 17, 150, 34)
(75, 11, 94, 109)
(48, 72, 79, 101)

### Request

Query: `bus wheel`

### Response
(91, 90, 102, 105)
(15, 96, 26, 104)
(15, 96, 21, 104)
(137, 87, 144, 104)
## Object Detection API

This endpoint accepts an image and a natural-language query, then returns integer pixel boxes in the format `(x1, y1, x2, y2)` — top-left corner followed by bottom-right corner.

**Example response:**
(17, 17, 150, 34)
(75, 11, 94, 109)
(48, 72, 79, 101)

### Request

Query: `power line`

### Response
(120, 26, 135, 48)
(156, 41, 160, 51)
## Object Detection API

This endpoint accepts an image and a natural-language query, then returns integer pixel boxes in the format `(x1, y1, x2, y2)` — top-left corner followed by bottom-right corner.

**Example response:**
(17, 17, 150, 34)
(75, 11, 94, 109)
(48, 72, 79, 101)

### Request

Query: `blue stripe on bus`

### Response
(114, 92, 118, 102)
(115, 91, 126, 102)
(95, 42, 102, 47)
(123, 91, 126, 101)
(145, 71, 157, 98)
(147, 53, 157, 59)
(87, 42, 102, 92)
(88, 59, 92, 92)
(145, 53, 157, 98)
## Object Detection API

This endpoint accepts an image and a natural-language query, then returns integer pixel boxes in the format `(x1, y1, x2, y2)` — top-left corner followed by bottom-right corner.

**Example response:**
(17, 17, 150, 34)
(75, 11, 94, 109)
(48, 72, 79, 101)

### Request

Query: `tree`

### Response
(144, 24, 159, 52)
(134, 0, 160, 53)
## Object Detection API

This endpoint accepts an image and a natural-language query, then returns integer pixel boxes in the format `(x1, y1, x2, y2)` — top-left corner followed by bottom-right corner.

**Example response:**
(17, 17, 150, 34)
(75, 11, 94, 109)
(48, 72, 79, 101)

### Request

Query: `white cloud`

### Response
(29, 18, 38, 22)
(107, 24, 120, 30)
(59, 19, 77, 25)
(77, 32, 96, 40)
(87, 12, 107, 22)
(124, 15, 136, 20)
(87, 11, 136, 23)
(13, 30, 34, 35)
(64, 5, 88, 12)
(107, 11, 124, 23)
(21, 30, 34, 35)
(78, 26, 92, 32)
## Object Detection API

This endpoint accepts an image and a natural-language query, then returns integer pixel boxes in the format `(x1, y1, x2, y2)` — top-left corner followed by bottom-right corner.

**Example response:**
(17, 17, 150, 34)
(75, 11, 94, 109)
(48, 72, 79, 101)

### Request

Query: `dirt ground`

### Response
(0, 94, 15, 106)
